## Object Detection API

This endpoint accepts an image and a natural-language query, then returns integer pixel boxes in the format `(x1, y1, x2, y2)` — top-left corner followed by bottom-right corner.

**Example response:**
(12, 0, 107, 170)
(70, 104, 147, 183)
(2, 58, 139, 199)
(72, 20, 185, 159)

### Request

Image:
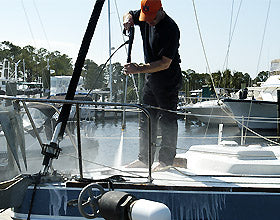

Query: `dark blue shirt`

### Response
(130, 10, 182, 88)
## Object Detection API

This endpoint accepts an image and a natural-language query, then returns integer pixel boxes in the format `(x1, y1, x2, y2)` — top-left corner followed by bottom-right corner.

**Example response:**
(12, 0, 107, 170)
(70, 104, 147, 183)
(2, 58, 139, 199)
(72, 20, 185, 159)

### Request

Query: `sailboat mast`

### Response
(41, 0, 106, 175)
(108, 0, 113, 101)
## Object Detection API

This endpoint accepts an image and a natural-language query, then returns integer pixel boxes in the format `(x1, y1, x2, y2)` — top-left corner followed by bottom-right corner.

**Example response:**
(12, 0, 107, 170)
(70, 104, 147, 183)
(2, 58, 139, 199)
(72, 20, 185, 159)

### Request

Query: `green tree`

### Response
(231, 71, 244, 89)
(0, 42, 73, 82)
(243, 73, 251, 86)
(111, 62, 126, 101)
(21, 45, 37, 82)
(183, 69, 208, 91)
(0, 41, 21, 61)
(83, 59, 105, 90)
(220, 69, 232, 89)
(209, 71, 221, 88)
(48, 51, 72, 76)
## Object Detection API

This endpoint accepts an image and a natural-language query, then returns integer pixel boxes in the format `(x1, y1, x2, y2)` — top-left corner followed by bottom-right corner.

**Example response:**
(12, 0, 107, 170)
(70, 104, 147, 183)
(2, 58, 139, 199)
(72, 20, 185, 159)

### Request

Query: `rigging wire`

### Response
(190, 0, 280, 147)
(218, 0, 243, 89)
(243, 0, 271, 144)
(191, 0, 218, 99)
(227, 0, 235, 64)
(256, 0, 271, 77)
(191, 0, 219, 136)
(222, 0, 243, 73)
(21, 0, 37, 48)
(32, 0, 52, 91)
(32, 0, 52, 52)
(218, 0, 243, 92)
(113, 0, 128, 54)
(113, 0, 140, 102)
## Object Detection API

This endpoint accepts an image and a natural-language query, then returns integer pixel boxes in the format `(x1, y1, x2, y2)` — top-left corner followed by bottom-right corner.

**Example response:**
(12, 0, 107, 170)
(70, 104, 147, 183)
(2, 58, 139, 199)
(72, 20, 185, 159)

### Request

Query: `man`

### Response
(123, 0, 182, 171)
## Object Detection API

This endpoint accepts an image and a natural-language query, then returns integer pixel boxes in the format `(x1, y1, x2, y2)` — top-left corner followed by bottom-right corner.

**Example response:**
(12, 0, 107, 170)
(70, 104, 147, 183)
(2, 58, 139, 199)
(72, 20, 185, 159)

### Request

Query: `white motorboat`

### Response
(224, 59, 280, 130)
(181, 99, 236, 125)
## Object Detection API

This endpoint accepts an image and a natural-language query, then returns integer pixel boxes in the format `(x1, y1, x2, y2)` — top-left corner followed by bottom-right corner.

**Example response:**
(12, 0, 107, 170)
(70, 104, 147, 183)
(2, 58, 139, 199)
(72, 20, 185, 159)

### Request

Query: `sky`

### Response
(1, 0, 280, 78)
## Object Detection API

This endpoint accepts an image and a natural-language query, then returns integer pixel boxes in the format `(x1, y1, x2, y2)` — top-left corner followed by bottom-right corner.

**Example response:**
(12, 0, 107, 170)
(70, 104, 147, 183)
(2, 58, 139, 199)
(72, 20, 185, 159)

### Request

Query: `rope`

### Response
(219, 105, 280, 146)
(143, 103, 280, 146)
(189, 0, 279, 146)
(191, 0, 218, 99)
(242, 0, 271, 143)
(170, 167, 280, 180)
(63, 153, 146, 179)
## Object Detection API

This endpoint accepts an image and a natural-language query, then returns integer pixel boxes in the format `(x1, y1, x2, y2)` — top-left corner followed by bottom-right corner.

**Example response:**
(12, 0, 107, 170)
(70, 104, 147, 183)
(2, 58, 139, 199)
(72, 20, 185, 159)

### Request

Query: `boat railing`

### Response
(0, 95, 154, 183)
(0, 95, 279, 184)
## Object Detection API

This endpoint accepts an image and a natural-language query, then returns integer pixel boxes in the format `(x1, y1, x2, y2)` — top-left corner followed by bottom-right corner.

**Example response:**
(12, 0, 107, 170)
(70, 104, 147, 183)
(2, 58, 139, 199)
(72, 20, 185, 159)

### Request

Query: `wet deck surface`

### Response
(0, 209, 12, 219)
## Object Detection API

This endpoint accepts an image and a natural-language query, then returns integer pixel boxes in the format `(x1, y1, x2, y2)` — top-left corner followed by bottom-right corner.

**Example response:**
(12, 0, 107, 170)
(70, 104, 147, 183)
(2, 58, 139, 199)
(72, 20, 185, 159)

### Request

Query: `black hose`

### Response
(27, 183, 37, 220)
(27, 174, 41, 220)
(85, 27, 135, 99)
(85, 39, 129, 98)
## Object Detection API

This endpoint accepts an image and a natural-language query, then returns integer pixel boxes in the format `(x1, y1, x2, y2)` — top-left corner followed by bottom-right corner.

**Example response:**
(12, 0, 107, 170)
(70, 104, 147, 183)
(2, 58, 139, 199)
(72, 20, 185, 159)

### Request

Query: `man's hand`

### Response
(123, 13, 134, 30)
(123, 63, 141, 75)
(124, 56, 172, 75)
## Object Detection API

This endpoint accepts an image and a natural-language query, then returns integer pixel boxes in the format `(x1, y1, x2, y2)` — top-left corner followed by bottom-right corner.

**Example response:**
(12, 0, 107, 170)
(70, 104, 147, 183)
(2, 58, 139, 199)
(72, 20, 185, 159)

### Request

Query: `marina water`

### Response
(1, 116, 274, 179)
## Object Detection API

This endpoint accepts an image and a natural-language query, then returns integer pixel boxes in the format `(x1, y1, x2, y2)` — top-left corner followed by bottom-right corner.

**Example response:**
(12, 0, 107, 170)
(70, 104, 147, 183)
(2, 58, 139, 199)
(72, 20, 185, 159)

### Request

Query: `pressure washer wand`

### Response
(126, 26, 135, 63)
(122, 26, 135, 130)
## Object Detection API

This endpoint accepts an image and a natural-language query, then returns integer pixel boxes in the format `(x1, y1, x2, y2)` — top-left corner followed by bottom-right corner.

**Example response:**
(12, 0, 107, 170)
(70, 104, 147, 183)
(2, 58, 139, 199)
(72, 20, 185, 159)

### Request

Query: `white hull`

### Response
(224, 99, 277, 130)
(182, 100, 236, 125)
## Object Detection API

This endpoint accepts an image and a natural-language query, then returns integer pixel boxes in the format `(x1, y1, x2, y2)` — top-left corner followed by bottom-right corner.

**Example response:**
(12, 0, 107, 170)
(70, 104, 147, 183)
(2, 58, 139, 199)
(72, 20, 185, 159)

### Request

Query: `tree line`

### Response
(182, 69, 269, 93)
(0, 41, 270, 101)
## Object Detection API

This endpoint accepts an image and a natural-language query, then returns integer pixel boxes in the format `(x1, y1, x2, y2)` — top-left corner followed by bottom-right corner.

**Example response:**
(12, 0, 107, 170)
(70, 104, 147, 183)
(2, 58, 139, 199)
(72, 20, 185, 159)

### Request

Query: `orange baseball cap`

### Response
(139, 0, 162, 22)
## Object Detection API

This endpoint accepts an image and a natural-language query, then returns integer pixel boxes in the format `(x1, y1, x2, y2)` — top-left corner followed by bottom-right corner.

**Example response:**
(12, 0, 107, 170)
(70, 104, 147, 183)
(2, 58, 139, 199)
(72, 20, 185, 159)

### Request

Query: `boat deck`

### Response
(66, 167, 280, 193)
(0, 209, 12, 220)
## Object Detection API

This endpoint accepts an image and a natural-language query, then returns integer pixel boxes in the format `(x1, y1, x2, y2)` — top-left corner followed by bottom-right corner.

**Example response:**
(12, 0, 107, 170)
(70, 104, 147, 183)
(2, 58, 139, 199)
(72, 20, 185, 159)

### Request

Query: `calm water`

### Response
(1, 115, 276, 179)
(52, 117, 273, 175)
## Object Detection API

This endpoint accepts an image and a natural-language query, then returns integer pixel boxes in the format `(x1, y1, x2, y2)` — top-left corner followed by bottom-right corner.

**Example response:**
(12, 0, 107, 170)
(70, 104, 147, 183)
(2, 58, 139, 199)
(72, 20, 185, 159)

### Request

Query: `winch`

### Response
(78, 183, 171, 220)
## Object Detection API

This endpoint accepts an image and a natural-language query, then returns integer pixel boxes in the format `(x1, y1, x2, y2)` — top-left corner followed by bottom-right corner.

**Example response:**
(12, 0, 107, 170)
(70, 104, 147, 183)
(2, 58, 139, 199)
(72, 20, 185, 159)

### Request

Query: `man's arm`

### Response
(124, 56, 172, 75)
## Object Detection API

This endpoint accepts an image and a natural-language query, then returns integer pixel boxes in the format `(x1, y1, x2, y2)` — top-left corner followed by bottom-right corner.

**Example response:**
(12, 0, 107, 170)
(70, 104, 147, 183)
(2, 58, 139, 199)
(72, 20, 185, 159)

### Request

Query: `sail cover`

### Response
(56, 0, 105, 138)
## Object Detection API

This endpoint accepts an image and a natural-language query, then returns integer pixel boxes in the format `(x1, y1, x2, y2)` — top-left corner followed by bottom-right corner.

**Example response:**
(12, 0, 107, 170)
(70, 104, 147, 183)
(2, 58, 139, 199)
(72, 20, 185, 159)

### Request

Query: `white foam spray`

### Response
(114, 130, 124, 168)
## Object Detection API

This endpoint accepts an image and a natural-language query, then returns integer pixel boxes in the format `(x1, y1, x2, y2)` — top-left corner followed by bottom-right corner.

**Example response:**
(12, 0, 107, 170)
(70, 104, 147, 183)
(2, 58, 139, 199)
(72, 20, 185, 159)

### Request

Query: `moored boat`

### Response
(181, 99, 236, 126)
(223, 59, 280, 130)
